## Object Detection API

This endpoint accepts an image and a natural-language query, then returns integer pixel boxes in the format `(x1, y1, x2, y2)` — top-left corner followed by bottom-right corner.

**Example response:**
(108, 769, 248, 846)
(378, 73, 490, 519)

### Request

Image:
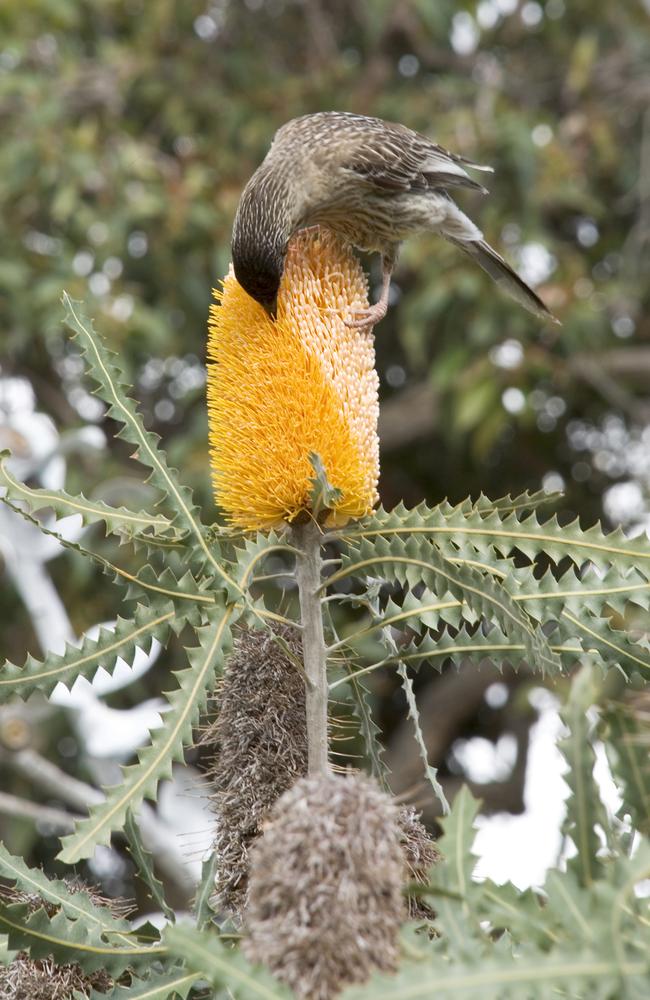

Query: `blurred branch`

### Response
(0, 506, 75, 655)
(1, 747, 103, 811)
(379, 347, 650, 453)
(0, 745, 197, 895)
(385, 662, 532, 824)
(0, 791, 74, 833)
(568, 355, 650, 424)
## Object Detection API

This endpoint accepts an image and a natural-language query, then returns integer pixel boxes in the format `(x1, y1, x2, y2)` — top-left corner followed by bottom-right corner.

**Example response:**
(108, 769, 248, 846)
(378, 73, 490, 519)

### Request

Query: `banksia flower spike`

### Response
(245, 772, 404, 1000)
(207, 229, 379, 530)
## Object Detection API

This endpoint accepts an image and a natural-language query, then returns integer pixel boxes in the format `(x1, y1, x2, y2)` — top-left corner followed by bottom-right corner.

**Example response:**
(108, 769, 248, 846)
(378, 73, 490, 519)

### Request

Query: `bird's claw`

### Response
(345, 305, 388, 330)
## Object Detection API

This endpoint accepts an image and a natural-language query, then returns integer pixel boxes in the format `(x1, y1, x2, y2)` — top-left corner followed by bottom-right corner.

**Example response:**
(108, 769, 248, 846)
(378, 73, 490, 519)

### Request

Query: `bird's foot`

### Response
(346, 301, 388, 329)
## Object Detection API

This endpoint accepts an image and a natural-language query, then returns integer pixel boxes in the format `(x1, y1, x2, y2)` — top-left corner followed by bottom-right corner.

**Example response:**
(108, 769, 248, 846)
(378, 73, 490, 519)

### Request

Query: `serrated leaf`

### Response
(58, 605, 236, 863)
(194, 851, 218, 930)
(0, 902, 163, 975)
(346, 668, 390, 789)
(342, 946, 649, 998)
(330, 534, 558, 673)
(0, 842, 130, 937)
(479, 880, 559, 948)
(0, 602, 176, 703)
(558, 664, 609, 886)
(557, 610, 650, 678)
(1, 496, 214, 620)
(511, 562, 650, 622)
(61, 293, 240, 596)
(124, 809, 175, 922)
(347, 501, 650, 578)
(165, 924, 291, 998)
(604, 698, 650, 835)
(91, 968, 201, 999)
(0, 450, 177, 541)
(543, 868, 597, 946)
(398, 625, 535, 670)
(473, 488, 562, 515)
(395, 658, 449, 814)
(427, 786, 481, 954)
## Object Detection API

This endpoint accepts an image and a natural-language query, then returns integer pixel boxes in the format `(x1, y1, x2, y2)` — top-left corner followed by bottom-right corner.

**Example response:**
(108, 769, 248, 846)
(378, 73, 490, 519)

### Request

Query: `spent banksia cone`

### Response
(201, 624, 308, 918)
(207, 228, 379, 530)
(244, 772, 404, 1000)
(200, 624, 440, 924)
(398, 805, 442, 921)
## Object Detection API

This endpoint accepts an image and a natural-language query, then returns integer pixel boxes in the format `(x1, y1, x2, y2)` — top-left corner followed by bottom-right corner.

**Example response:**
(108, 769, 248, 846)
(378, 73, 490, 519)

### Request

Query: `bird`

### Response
(231, 111, 558, 327)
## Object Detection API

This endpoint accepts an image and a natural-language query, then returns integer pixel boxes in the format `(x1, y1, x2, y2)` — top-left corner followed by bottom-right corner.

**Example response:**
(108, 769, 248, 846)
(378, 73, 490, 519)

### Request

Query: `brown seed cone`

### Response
(0, 955, 112, 1000)
(244, 772, 405, 1000)
(201, 623, 308, 918)
(398, 805, 441, 921)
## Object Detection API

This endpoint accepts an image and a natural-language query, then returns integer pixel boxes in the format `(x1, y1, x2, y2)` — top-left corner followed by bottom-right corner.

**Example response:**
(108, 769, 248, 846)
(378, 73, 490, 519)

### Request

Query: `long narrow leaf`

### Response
(0, 843, 129, 936)
(58, 605, 236, 863)
(124, 809, 175, 922)
(0, 903, 163, 975)
(165, 924, 290, 999)
(0, 602, 176, 703)
(345, 502, 650, 578)
(92, 968, 201, 999)
(558, 664, 608, 886)
(61, 294, 239, 595)
(396, 659, 449, 815)
(0, 450, 177, 541)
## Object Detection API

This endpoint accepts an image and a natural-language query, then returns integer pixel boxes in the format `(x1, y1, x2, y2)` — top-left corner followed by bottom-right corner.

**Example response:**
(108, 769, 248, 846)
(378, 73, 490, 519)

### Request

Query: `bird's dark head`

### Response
(231, 243, 284, 319)
(231, 163, 294, 319)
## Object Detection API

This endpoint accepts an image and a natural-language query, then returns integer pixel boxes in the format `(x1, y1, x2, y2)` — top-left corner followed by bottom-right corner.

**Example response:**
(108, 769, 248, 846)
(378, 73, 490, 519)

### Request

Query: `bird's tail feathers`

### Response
(457, 156, 494, 174)
(449, 237, 559, 324)
(428, 172, 489, 195)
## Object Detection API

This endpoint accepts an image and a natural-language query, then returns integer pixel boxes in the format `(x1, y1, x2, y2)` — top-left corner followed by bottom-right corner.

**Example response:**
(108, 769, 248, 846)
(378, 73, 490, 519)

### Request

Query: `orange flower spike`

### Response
(207, 230, 380, 531)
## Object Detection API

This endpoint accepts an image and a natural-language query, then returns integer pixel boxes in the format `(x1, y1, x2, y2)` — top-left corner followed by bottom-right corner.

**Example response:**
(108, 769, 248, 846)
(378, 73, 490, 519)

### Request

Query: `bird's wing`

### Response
(342, 123, 493, 196)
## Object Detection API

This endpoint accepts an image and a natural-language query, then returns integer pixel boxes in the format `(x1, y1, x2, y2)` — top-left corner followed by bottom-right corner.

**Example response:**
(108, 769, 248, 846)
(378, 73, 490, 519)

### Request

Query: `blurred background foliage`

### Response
(1, 0, 649, 899)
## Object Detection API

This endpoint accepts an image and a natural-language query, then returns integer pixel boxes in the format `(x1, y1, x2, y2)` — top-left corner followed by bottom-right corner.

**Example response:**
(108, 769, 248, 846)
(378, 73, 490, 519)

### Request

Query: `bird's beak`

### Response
(262, 297, 278, 321)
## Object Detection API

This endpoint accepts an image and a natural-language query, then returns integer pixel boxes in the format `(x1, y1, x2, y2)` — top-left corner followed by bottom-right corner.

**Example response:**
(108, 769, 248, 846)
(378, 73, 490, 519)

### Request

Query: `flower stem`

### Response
(292, 521, 329, 775)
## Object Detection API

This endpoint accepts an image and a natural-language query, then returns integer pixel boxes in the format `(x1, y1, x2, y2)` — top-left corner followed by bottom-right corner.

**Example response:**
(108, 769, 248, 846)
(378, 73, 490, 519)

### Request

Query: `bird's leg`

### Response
(347, 255, 394, 329)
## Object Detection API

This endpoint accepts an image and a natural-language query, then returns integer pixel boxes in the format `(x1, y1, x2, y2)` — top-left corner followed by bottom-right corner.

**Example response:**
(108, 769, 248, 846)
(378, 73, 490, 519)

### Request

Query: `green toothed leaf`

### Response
(0, 902, 163, 975)
(345, 668, 390, 789)
(0, 842, 130, 937)
(342, 946, 649, 998)
(90, 968, 201, 999)
(58, 605, 237, 863)
(165, 924, 290, 998)
(558, 664, 609, 887)
(124, 809, 175, 922)
(0, 450, 179, 542)
(0, 602, 176, 703)
(344, 500, 650, 577)
(330, 534, 558, 673)
(604, 697, 650, 835)
(395, 657, 449, 815)
(61, 293, 240, 596)
(426, 786, 481, 954)
(556, 610, 650, 679)
(194, 850, 219, 930)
